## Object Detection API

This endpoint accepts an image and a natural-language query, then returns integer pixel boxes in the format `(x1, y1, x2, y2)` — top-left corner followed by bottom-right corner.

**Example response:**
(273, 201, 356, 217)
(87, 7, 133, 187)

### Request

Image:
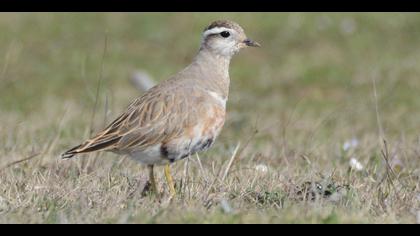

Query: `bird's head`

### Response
(201, 20, 260, 58)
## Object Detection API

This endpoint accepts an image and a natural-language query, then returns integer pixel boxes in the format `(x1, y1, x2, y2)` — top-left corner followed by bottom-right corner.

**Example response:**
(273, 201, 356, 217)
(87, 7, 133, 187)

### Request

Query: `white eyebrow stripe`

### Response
(202, 27, 232, 38)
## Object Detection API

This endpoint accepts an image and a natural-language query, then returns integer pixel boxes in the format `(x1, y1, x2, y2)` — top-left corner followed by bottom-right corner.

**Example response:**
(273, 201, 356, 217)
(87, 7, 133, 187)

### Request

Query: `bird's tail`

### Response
(61, 136, 122, 159)
(61, 144, 83, 159)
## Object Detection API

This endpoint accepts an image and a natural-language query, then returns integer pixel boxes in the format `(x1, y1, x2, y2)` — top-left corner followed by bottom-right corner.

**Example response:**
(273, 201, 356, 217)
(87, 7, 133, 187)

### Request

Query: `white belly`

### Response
(128, 144, 168, 165)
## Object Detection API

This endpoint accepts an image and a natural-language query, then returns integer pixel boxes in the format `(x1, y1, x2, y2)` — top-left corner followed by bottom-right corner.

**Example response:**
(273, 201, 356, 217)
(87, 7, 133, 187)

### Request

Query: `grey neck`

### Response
(195, 47, 231, 77)
(191, 47, 231, 98)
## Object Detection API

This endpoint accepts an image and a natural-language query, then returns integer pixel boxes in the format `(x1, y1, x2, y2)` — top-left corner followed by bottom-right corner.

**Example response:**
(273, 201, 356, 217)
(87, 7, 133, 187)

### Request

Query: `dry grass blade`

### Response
(221, 142, 241, 182)
(372, 76, 384, 141)
(221, 127, 258, 182)
(377, 140, 403, 203)
(195, 153, 208, 183)
(89, 32, 109, 136)
(0, 42, 14, 80)
(0, 152, 40, 173)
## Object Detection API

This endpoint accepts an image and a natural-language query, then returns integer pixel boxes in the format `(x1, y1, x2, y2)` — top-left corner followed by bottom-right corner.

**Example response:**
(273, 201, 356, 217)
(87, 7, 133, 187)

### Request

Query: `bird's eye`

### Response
(220, 31, 230, 38)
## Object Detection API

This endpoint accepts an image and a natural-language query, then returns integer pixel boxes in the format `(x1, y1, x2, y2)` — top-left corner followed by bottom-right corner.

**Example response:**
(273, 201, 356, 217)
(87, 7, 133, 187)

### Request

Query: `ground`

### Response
(0, 13, 419, 223)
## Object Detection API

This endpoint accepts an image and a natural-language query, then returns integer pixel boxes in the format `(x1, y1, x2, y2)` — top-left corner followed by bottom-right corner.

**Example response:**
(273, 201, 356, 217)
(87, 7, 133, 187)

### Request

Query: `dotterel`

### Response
(62, 20, 260, 198)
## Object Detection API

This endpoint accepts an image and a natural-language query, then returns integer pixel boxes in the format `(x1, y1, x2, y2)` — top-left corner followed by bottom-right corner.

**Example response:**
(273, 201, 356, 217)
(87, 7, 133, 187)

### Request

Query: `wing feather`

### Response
(61, 84, 205, 158)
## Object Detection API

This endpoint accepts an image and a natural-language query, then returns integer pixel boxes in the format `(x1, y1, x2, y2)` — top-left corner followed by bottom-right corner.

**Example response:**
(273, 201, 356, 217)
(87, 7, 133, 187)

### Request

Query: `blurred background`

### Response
(0, 12, 419, 223)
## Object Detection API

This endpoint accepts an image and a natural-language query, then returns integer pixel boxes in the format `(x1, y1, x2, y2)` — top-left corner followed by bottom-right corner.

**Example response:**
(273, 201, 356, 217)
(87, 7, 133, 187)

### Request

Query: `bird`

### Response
(61, 20, 260, 198)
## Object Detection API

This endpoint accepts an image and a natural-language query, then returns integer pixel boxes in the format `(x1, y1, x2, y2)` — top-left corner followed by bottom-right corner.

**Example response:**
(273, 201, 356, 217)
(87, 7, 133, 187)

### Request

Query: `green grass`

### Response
(0, 13, 419, 224)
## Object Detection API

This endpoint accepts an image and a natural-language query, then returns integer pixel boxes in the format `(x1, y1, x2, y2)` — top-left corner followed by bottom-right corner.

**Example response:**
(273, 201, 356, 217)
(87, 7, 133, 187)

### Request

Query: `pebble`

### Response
(255, 164, 268, 174)
(0, 196, 10, 213)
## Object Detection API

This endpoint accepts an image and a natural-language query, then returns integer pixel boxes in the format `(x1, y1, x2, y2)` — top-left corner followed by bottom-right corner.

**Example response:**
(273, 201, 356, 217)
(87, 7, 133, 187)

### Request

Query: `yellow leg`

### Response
(147, 165, 158, 195)
(164, 164, 176, 197)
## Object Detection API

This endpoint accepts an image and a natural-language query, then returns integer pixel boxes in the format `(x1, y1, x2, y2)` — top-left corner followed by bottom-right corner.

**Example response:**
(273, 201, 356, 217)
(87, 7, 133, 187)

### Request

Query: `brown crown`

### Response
(204, 20, 243, 33)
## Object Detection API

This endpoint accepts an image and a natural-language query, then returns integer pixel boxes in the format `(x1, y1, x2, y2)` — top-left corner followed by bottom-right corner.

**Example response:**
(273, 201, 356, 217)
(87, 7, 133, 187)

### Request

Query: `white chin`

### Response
(216, 50, 234, 58)
(212, 43, 238, 57)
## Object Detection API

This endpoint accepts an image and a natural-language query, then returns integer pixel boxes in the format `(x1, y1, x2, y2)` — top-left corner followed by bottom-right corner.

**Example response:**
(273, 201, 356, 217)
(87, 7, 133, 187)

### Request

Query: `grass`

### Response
(0, 13, 420, 223)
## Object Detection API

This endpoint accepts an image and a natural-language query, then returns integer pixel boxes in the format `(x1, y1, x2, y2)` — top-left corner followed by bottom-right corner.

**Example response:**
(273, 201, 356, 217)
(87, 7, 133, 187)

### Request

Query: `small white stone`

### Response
(390, 156, 404, 173)
(343, 143, 351, 152)
(349, 157, 364, 171)
(220, 199, 233, 214)
(343, 138, 359, 151)
(255, 164, 268, 174)
(0, 196, 10, 213)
